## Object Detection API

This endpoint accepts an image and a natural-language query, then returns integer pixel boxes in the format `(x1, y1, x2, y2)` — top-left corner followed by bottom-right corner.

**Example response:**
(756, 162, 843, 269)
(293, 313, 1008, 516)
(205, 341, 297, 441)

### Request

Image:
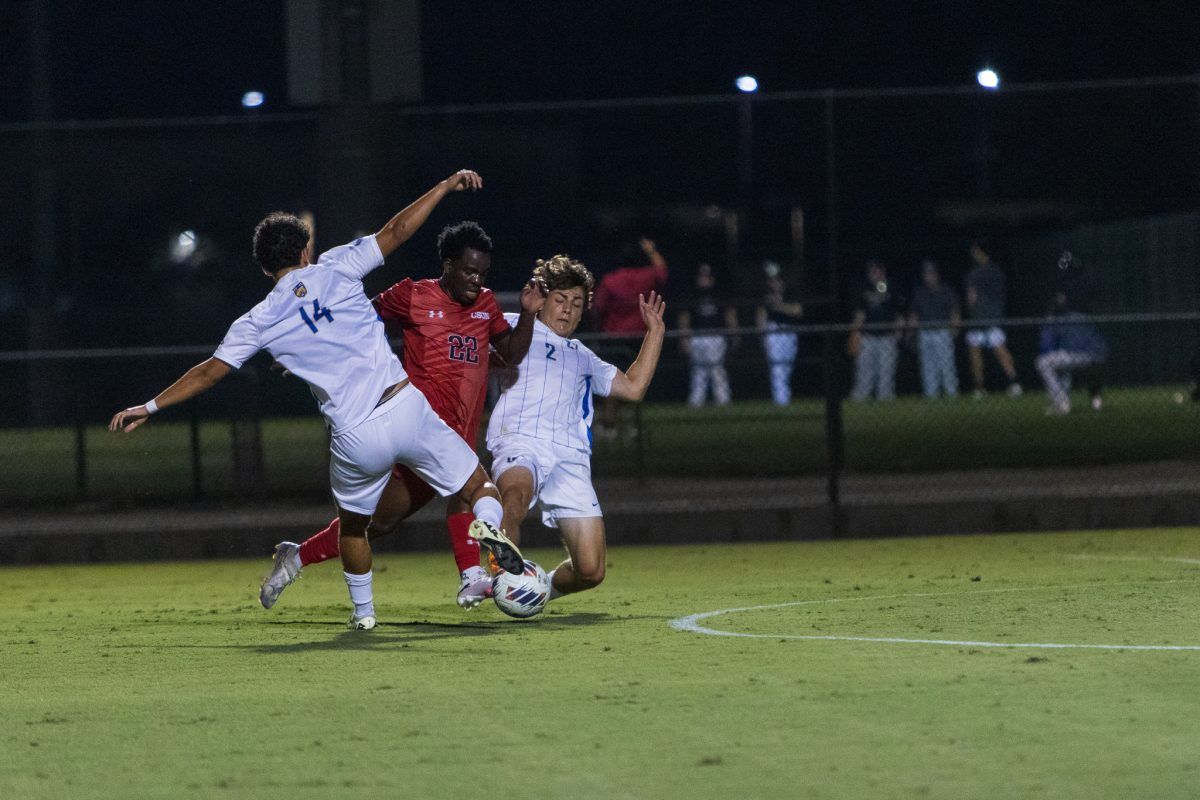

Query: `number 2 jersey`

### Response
(373, 278, 510, 443)
(486, 313, 618, 454)
(213, 235, 406, 435)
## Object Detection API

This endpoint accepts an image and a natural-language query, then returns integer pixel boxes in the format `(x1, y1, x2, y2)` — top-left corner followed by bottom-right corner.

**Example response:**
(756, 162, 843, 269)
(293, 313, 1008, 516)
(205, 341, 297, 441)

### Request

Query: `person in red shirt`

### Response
(260, 221, 545, 610)
(591, 237, 667, 434)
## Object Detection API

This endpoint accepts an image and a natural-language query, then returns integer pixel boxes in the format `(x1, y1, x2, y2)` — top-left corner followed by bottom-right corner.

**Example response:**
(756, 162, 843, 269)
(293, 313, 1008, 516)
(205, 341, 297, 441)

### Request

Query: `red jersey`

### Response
(593, 262, 668, 333)
(373, 278, 511, 442)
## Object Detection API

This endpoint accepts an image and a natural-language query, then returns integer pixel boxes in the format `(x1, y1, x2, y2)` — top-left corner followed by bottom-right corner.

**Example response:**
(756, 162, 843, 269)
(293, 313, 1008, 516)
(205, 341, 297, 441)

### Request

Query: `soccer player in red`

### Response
(260, 221, 545, 610)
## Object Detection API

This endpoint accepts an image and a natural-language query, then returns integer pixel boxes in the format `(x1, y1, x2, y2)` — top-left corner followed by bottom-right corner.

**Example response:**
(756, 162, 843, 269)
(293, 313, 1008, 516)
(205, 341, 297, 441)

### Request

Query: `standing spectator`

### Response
(965, 239, 1021, 398)
(908, 259, 960, 398)
(678, 263, 738, 407)
(591, 237, 668, 434)
(1036, 291, 1108, 414)
(848, 260, 904, 401)
(756, 261, 803, 405)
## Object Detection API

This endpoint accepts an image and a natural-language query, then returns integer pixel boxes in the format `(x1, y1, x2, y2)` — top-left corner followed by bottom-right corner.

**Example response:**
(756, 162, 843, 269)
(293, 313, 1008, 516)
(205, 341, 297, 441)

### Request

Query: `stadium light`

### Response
(735, 75, 759, 93)
(241, 91, 265, 109)
(976, 68, 1000, 90)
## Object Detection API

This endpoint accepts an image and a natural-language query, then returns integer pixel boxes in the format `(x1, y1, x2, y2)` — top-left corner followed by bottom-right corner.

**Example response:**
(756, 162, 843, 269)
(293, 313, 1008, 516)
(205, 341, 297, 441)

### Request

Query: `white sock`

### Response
(343, 571, 374, 618)
(547, 569, 563, 601)
(472, 496, 503, 529)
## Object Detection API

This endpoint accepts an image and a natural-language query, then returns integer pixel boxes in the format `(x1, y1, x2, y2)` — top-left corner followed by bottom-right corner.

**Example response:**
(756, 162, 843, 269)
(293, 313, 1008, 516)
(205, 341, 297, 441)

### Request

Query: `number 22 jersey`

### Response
(373, 278, 510, 441)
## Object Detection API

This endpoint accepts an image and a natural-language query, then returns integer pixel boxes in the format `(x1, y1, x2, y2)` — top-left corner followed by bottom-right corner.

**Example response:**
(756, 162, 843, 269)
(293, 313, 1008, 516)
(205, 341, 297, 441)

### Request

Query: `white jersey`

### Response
(213, 235, 407, 435)
(487, 314, 618, 453)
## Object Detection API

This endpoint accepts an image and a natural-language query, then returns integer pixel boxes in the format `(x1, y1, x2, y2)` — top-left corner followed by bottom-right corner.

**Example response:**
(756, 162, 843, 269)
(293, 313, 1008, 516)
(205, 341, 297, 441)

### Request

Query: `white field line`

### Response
(1066, 554, 1200, 565)
(669, 580, 1200, 651)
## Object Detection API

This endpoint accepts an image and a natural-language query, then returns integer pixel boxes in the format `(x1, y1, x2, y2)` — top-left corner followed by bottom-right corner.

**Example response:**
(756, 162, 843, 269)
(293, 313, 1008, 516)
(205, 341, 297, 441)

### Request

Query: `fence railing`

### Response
(1, 313, 1198, 516)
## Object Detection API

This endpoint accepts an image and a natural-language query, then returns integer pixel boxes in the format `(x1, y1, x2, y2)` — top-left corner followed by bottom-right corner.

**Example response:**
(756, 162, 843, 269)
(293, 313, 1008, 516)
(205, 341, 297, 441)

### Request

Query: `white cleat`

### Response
(348, 614, 376, 631)
(467, 520, 524, 575)
(260, 542, 302, 609)
(456, 566, 494, 610)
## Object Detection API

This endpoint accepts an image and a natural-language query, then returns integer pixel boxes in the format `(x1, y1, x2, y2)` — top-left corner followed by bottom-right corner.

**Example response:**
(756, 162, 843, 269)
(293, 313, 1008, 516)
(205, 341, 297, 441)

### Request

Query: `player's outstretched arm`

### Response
(108, 357, 232, 433)
(375, 170, 483, 258)
(609, 291, 666, 402)
(492, 279, 546, 366)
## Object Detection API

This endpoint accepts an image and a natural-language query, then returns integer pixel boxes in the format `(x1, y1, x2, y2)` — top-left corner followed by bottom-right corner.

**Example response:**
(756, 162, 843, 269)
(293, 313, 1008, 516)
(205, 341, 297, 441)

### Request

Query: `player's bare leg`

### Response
(547, 516, 606, 599)
(457, 465, 524, 574)
(338, 507, 377, 630)
(968, 345, 985, 395)
(993, 344, 1021, 394)
(496, 466, 537, 547)
(260, 471, 428, 609)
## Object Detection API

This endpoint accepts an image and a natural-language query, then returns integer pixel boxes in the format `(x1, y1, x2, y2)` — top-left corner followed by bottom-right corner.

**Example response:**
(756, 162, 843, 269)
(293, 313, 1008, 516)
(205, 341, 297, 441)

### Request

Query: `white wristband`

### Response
(145, 398, 159, 415)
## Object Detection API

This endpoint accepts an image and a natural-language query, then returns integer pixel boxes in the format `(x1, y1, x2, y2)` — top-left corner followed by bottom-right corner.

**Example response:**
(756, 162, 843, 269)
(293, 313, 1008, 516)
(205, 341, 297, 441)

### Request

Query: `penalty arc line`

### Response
(669, 582, 1200, 651)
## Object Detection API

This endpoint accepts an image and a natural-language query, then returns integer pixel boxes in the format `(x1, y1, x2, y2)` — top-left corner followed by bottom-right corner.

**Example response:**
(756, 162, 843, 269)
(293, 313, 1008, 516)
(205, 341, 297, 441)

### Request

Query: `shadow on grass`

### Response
(183, 611, 633, 654)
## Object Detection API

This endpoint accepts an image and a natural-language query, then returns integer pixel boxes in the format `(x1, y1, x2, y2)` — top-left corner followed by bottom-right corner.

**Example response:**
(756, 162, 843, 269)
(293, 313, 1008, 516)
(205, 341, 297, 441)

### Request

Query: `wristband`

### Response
(145, 399, 159, 415)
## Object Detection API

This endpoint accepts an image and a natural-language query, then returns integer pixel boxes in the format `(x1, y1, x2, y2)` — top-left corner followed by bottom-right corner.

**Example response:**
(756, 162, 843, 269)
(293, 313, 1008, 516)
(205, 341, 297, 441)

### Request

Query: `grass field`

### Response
(3, 386, 1198, 504)
(3, 528, 1200, 799)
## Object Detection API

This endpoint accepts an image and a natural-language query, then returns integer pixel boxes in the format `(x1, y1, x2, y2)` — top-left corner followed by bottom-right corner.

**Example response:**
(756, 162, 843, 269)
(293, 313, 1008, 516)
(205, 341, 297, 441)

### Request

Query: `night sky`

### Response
(3, 0, 1198, 122)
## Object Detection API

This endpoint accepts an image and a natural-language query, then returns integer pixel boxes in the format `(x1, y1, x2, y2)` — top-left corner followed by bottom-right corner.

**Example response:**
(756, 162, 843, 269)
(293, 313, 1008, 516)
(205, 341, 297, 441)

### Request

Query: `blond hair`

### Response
(532, 254, 595, 308)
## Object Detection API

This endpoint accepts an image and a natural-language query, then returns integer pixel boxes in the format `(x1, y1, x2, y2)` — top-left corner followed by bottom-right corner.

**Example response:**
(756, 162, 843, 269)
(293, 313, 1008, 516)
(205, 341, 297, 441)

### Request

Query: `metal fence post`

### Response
(822, 329, 846, 536)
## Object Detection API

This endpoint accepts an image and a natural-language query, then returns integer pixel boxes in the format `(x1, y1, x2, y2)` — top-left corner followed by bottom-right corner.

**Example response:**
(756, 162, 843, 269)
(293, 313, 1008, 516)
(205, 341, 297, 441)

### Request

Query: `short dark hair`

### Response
(253, 212, 310, 275)
(437, 221, 492, 263)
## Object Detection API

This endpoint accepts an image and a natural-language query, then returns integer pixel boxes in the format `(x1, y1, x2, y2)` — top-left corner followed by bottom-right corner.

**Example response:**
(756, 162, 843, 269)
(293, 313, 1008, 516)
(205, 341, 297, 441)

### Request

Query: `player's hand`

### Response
(444, 169, 483, 192)
(846, 331, 862, 358)
(639, 291, 666, 333)
(638, 237, 657, 256)
(519, 278, 547, 314)
(109, 405, 151, 433)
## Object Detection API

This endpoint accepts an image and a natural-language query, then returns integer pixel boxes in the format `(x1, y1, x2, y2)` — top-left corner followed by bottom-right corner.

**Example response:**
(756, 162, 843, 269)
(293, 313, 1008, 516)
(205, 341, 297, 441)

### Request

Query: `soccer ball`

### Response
(492, 560, 551, 619)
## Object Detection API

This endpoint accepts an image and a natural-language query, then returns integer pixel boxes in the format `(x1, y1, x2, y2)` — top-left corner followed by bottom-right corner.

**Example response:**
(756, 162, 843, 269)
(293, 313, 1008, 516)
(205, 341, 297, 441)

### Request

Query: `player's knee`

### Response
(574, 561, 605, 590)
(366, 513, 402, 539)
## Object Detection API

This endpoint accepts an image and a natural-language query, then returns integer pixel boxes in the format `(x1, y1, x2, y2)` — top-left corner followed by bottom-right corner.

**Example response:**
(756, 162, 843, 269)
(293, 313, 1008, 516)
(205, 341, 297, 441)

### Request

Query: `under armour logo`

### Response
(427, 310, 445, 318)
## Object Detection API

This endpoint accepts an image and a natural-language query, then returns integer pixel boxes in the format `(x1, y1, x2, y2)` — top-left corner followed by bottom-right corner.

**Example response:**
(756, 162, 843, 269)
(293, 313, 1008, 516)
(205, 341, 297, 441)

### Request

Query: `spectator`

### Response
(908, 259, 960, 399)
(848, 260, 904, 401)
(965, 239, 1021, 398)
(756, 261, 803, 405)
(591, 237, 668, 434)
(1036, 291, 1108, 414)
(678, 263, 738, 407)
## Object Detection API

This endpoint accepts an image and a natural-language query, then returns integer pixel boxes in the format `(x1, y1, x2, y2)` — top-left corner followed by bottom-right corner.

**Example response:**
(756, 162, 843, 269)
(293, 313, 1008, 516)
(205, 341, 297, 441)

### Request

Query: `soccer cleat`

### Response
(259, 541, 302, 609)
(485, 552, 501, 576)
(1091, 396, 1103, 411)
(467, 519, 524, 575)
(456, 566, 494, 610)
(1006, 382, 1023, 397)
(348, 614, 376, 630)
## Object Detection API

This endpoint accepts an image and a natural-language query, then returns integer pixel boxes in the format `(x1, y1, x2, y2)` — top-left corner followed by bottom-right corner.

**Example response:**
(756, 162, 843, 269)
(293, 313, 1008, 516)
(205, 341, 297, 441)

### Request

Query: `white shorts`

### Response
(328, 385, 479, 515)
(490, 435, 600, 529)
(965, 327, 1006, 349)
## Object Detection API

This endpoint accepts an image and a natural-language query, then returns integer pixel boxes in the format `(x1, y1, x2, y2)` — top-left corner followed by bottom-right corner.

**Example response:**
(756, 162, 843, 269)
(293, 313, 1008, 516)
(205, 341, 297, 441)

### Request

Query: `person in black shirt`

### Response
(908, 259, 961, 398)
(678, 263, 738, 406)
(848, 260, 904, 401)
(756, 261, 803, 405)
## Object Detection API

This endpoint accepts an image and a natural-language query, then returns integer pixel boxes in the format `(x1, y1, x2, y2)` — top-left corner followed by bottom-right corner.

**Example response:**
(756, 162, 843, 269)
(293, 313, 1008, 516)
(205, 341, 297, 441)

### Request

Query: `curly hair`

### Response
(437, 220, 493, 263)
(253, 212, 311, 275)
(532, 254, 595, 308)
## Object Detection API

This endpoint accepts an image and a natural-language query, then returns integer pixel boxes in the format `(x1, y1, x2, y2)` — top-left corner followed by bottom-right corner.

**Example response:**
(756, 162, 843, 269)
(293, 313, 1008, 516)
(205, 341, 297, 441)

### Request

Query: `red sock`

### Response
(298, 517, 342, 567)
(446, 512, 480, 573)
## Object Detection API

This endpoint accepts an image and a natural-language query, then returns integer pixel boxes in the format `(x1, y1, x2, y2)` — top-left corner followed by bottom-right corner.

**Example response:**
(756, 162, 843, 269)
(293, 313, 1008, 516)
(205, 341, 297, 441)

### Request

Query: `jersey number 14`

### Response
(299, 300, 334, 333)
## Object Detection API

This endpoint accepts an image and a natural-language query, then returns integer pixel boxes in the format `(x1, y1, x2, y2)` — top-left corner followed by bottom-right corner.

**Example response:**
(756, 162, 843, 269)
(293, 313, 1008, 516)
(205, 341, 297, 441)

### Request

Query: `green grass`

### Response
(3, 528, 1200, 799)
(2, 386, 1197, 503)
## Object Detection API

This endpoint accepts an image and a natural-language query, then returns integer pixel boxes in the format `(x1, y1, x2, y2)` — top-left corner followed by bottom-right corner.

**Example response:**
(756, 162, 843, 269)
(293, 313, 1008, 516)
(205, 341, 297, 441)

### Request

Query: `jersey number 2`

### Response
(299, 299, 333, 333)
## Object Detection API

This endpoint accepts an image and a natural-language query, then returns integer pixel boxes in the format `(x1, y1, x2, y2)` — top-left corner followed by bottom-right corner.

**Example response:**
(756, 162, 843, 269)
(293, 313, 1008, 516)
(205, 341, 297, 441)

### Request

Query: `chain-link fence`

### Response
(3, 312, 1198, 536)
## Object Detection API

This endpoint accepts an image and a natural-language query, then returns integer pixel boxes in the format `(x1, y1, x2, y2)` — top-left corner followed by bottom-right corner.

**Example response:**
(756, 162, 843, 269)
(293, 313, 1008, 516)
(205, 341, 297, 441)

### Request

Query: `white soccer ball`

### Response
(492, 560, 551, 619)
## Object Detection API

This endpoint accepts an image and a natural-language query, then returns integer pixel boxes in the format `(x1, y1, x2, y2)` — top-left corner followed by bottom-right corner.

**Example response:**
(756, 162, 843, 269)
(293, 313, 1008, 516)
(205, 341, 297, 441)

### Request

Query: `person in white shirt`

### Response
(487, 255, 665, 601)
(108, 170, 524, 630)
